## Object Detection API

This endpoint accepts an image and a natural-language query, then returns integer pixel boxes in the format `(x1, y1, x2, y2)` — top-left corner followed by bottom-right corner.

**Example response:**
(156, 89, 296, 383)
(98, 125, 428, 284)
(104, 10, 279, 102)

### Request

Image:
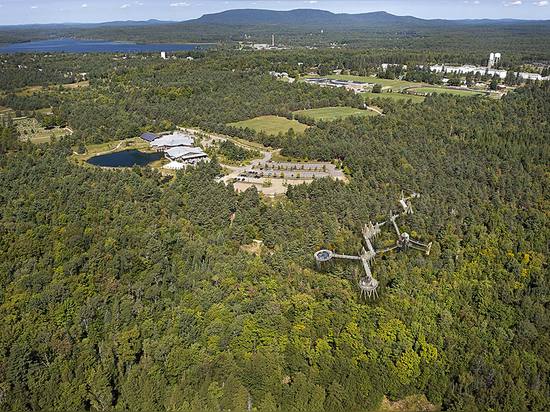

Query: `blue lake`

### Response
(0, 38, 213, 53)
(87, 150, 163, 168)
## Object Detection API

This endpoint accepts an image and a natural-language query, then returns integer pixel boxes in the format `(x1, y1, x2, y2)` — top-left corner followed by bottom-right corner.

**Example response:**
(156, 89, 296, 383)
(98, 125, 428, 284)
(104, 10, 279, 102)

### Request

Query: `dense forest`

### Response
(0, 49, 528, 145)
(0, 50, 549, 411)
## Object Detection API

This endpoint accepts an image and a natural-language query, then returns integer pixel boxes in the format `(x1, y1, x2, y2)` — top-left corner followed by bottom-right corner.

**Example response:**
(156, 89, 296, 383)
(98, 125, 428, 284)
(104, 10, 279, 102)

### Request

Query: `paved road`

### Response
(220, 148, 273, 183)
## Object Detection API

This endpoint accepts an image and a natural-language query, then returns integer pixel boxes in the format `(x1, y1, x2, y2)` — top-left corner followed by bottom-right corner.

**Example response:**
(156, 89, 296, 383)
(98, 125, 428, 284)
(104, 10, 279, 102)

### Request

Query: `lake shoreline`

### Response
(0, 38, 215, 53)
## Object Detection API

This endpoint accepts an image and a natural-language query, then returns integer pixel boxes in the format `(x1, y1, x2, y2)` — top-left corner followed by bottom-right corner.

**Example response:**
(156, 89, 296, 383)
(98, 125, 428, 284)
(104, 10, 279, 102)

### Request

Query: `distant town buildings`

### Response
(429, 64, 507, 79)
(269, 71, 295, 83)
(243, 34, 287, 50)
(426, 52, 550, 82)
(303, 77, 370, 93)
(252, 43, 271, 50)
(428, 64, 548, 81)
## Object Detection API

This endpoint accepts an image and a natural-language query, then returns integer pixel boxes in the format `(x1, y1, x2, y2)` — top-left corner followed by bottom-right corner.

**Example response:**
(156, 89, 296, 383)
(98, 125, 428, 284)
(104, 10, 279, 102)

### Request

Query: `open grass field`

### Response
(294, 106, 379, 121)
(61, 81, 90, 89)
(362, 92, 426, 104)
(229, 115, 309, 135)
(15, 117, 71, 144)
(16, 81, 90, 96)
(314, 74, 422, 90)
(407, 87, 485, 97)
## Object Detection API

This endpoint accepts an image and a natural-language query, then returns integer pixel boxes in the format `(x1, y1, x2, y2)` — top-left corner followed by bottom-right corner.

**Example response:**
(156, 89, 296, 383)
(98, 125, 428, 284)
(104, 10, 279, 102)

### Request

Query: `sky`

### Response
(0, 0, 549, 25)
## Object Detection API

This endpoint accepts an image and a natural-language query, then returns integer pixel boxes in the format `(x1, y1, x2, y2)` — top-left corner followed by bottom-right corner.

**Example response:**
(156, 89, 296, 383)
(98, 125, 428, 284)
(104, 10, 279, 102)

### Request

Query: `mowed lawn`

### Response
(229, 115, 309, 135)
(362, 92, 426, 104)
(407, 87, 485, 97)
(294, 106, 378, 121)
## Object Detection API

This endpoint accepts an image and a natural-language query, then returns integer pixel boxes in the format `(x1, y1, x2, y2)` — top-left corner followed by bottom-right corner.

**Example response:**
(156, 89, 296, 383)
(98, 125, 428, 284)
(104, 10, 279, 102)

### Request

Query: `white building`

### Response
(150, 132, 194, 150)
(517, 72, 543, 81)
(429, 64, 507, 79)
(252, 44, 270, 50)
(488, 52, 502, 69)
(487, 69, 507, 79)
(165, 146, 209, 164)
(161, 51, 167, 60)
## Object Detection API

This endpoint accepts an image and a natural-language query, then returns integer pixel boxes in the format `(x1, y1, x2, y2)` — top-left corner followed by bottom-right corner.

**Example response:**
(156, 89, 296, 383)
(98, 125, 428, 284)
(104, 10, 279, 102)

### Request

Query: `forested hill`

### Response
(189, 9, 550, 27)
(189, 9, 427, 27)
(0, 66, 548, 410)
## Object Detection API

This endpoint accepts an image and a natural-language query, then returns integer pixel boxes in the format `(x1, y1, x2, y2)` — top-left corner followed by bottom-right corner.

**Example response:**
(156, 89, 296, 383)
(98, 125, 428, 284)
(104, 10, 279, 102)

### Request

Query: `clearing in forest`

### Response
(407, 87, 485, 97)
(229, 115, 309, 135)
(16, 81, 90, 96)
(362, 91, 426, 103)
(293, 106, 379, 121)
(15, 117, 71, 144)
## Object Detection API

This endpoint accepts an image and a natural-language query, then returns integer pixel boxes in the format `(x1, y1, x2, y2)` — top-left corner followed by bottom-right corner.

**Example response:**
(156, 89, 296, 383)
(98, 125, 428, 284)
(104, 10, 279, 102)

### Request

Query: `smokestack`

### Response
(272, 34, 275, 47)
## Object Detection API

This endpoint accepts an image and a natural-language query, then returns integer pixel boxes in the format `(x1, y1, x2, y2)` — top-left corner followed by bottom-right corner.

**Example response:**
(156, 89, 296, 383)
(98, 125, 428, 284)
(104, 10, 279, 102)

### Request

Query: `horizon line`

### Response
(1, 8, 550, 27)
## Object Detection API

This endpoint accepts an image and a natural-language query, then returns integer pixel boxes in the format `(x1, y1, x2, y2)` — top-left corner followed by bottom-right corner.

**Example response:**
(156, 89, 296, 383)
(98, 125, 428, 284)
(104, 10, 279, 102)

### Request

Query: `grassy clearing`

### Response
(61, 81, 90, 90)
(229, 115, 309, 135)
(16, 81, 90, 96)
(15, 117, 70, 144)
(293, 106, 378, 121)
(16, 85, 43, 96)
(362, 92, 426, 104)
(407, 87, 485, 97)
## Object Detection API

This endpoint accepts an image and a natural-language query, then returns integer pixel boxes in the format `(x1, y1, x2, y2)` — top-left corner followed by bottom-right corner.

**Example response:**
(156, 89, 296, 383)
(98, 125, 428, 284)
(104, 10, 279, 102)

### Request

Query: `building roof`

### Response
(178, 153, 209, 162)
(165, 146, 207, 159)
(150, 132, 194, 148)
(140, 132, 158, 142)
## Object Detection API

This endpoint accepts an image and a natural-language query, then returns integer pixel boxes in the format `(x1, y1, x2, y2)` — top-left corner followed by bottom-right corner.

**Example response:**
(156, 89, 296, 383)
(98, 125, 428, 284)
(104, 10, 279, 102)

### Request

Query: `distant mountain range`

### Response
(189, 9, 427, 27)
(1, 9, 549, 29)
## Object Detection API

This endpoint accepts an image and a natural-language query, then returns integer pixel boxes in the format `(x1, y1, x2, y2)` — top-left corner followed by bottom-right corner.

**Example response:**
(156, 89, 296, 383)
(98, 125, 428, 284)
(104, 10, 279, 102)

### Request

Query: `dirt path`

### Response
(367, 106, 384, 116)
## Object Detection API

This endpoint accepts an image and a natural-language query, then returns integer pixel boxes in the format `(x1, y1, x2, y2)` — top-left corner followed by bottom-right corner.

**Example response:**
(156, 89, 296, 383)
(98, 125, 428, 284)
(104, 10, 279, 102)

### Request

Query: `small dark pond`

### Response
(87, 150, 163, 168)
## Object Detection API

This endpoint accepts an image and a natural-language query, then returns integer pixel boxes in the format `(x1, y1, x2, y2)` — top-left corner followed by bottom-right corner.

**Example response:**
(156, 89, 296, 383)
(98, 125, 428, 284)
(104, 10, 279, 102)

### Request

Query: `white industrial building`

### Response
(517, 72, 545, 81)
(429, 52, 549, 82)
(146, 131, 210, 167)
(488, 52, 501, 69)
(165, 146, 209, 164)
(429, 64, 507, 79)
(150, 132, 194, 150)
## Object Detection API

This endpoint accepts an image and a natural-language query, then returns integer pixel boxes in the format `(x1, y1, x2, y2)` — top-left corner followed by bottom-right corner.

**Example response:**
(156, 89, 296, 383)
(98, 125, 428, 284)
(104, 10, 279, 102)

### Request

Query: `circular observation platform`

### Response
(314, 249, 334, 263)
